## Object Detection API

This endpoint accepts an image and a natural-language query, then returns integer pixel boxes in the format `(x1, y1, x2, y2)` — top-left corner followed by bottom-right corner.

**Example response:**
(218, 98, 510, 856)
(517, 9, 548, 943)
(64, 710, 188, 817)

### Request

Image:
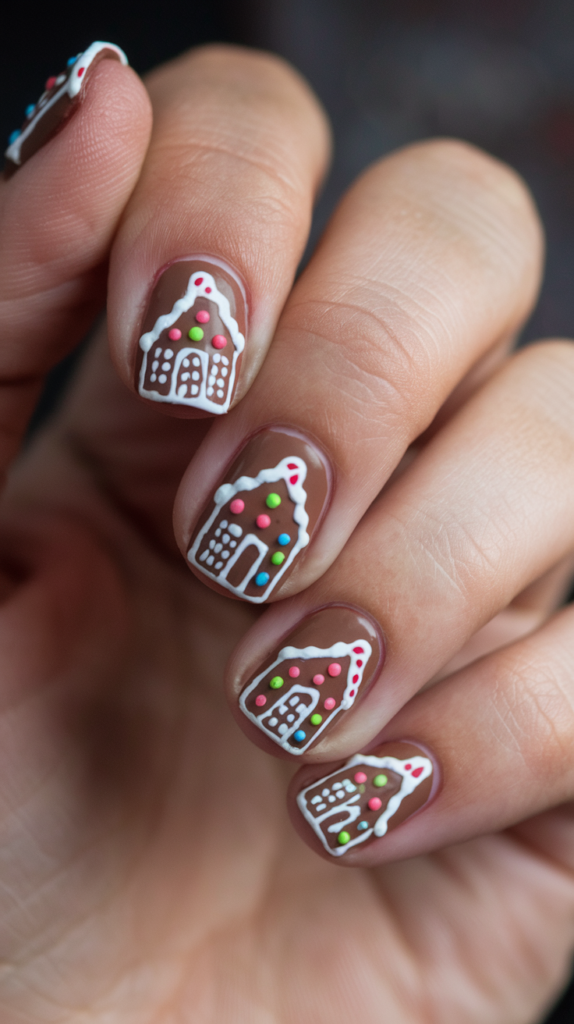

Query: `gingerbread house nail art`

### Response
(297, 747, 434, 856)
(137, 267, 245, 413)
(4, 42, 127, 176)
(240, 639, 373, 753)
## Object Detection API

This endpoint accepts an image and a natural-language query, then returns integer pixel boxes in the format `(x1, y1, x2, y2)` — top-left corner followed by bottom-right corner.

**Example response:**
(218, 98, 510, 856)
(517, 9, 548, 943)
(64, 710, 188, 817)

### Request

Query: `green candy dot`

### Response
(188, 326, 204, 341)
(338, 831, 351, 845)
(310, 713, 322, 726)
(266, 493, 281, 509)
(271, 551, 285, 566)
(373, 774, 388, 787)
(269, 676, 284, 689)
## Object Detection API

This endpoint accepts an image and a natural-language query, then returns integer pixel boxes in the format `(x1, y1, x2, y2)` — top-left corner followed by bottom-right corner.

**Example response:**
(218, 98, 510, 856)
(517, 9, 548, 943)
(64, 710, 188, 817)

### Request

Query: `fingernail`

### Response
(4, 42, 127, 177)
(136, 259, 247, 414)
(297, 741, 435, 856)
(238, 605, 383, 750)
(187, 429, 330, 600)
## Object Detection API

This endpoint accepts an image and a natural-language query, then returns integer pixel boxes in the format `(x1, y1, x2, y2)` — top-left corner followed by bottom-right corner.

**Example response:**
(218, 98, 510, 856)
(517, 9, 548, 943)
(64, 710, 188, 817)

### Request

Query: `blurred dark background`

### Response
(2, 2, 574, 1019)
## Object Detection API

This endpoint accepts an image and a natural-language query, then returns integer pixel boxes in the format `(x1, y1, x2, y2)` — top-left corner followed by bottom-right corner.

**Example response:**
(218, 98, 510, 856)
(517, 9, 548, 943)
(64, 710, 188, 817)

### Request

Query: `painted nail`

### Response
(187, 429, 330, 601)
(238, 605, 383, 750)
(297, 741, 435, 856)
(4, 42, 127, 177)
(136, 259, 247, 414)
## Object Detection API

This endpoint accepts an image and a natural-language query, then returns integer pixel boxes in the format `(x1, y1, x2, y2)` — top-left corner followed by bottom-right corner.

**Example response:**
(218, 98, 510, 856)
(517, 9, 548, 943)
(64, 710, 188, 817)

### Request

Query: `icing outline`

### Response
(240, 639, 373, 753)
(138, 270, 245, 414)
(188, 455, 309, 602)
(297, 753, 433, 856)
(5, 42, 128, 166)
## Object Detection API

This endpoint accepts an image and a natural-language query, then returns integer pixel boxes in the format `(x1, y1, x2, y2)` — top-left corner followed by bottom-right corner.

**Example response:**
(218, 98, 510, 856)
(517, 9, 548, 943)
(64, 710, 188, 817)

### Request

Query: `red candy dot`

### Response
(353, 647, 364, 654)
(368, 797, 382, 811)
(349, 690, 355, 697)
(289, 667, 300, 678)
(194, 277, 203, 285)
(289, 475, 299, 485)
(412, 766, 424, 778)
(196, 310, 210, 323)
(205, 286, 212, 293)
(287, 463, 298, 469)
(46, 76, 57, 89)
(328, 663, 341, 677)
(356, 660, 363, 667)
(255, 695, 267, 707)
(405, 764, 412, 770)
(324, 697, 336, 710)
(256, 514, 271, 529)
(313, 674, 325, 686)
(212, 335, 227, 349)
(230, 499, 245, 514)
(354, 771, 367, 784)
(77, 67, 85, 78)
(168, 328, 182, 341)
(352, 674, 359, 684)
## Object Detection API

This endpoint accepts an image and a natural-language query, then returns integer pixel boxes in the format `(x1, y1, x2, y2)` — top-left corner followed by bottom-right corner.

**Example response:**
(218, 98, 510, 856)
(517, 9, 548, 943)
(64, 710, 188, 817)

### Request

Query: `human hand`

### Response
(1, 41, 573, 1024)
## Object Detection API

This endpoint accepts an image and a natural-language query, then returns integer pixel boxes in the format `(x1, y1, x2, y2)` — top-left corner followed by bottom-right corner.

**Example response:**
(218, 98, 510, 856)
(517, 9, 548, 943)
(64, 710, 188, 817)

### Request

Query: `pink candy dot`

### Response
(328, 663, 341, 677)
(256, 514, 271, 529)
(168, 328, 182, 341)
(324, 697, 336, 710)
(196, 310, 210, 323)
(289, 667, 300, 678)
(230, 499, 245, 514)
(46, 76, 57, 89)
(412, 766, 424, 778)
(353, 646, 364, 654)
(405, 764, 412, 770)
(212, 335, 227, 349)
(205, 286, 212, 293)
(368, 797, 382, 811)
(354, 771, 367, 784)
(313, 674, 325, 686)
(255, 695, 267, 707)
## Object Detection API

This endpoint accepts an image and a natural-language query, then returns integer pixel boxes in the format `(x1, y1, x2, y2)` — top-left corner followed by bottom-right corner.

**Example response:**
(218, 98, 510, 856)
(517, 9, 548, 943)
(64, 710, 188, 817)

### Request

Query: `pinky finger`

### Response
(289, 603, 574, 866)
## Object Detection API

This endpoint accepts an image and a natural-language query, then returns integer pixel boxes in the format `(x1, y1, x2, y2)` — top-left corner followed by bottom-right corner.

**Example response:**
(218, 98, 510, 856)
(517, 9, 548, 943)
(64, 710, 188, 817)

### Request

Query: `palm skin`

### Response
(0, 341, 573, 1024)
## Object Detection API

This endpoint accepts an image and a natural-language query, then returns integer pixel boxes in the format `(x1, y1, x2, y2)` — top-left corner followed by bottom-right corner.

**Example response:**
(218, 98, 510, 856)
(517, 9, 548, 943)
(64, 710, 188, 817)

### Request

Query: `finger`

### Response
(0, 44, 151, 475)
(108, 44, 330, 416)
(226, 341, 574, 758)
(288, 603, 574, 867)
(177, 138, 542, 604)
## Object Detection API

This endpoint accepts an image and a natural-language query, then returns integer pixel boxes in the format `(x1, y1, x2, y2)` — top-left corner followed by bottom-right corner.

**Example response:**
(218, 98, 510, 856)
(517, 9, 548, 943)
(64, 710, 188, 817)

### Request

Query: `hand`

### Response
(1, 42, 573, 1024)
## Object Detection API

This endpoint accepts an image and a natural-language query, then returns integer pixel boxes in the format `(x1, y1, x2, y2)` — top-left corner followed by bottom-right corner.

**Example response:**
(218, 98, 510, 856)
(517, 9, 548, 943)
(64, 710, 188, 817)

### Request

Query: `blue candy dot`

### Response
(294, 730, 306, 742)
(357, 821, 369, 831)
(67, 55, 79, 66)
(255, 572, 270, 587)
(8, 129, 21, 145)
(277, 533, 290, 546)
(25, 104, 35, 118)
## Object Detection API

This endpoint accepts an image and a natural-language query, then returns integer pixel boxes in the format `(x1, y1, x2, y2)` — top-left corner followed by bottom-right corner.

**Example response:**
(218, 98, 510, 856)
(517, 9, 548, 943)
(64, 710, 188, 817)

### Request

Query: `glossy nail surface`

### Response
(187, 429, 329, 601)
(137, 259, 246, 413)
(297, 741, 434, 856)
(238, 605, 383, 751)
(4, 42, 127, 177)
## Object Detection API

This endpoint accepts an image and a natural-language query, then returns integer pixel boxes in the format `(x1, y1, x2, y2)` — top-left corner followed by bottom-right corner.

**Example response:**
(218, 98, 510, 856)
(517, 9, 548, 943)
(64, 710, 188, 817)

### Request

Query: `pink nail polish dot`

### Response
(255, 695, 266, 707)
(368, 798, 382, 811)
(354, 771, 367, 784)
(256, 514, 271, 529)
(289, 667, 300, 678)
(168, 328, 182, 341)
(196, 310, 210, 323)
(230, 499, 245, 514)
(324, 697, 336, 710)
(212, 335, 227, 349)
(313, 674, 325, 686)
(327, 663, 341, 677)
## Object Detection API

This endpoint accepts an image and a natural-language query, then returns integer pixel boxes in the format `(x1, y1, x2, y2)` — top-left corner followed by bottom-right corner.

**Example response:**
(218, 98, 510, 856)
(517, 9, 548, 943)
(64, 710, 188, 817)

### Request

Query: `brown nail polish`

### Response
(4, 42, 127, 178)
(297, 741, 435, 856)
(137, 259, 247, 414)
(187, 429, 330, 601)
(238, 605, 383, 750)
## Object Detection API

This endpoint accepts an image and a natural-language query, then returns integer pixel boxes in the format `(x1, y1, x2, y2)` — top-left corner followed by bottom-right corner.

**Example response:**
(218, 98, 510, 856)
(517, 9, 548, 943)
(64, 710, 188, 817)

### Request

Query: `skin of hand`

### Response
(0, 43, 574, 1024)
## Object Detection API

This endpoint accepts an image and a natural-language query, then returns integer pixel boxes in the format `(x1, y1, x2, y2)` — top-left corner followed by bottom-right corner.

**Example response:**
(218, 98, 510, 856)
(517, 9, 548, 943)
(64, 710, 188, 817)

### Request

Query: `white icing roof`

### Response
(139, 270, 245, 355)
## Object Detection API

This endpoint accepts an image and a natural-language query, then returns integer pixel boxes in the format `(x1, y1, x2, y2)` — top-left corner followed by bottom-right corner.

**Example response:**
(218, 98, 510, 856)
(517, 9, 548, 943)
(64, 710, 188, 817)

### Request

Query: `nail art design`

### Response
(187, 431, 329, 601)
(297, 742, 434, 856)
(238, 606, 382, 749)
(137, 261, 246, 414)
(4, 42, 127, 177)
